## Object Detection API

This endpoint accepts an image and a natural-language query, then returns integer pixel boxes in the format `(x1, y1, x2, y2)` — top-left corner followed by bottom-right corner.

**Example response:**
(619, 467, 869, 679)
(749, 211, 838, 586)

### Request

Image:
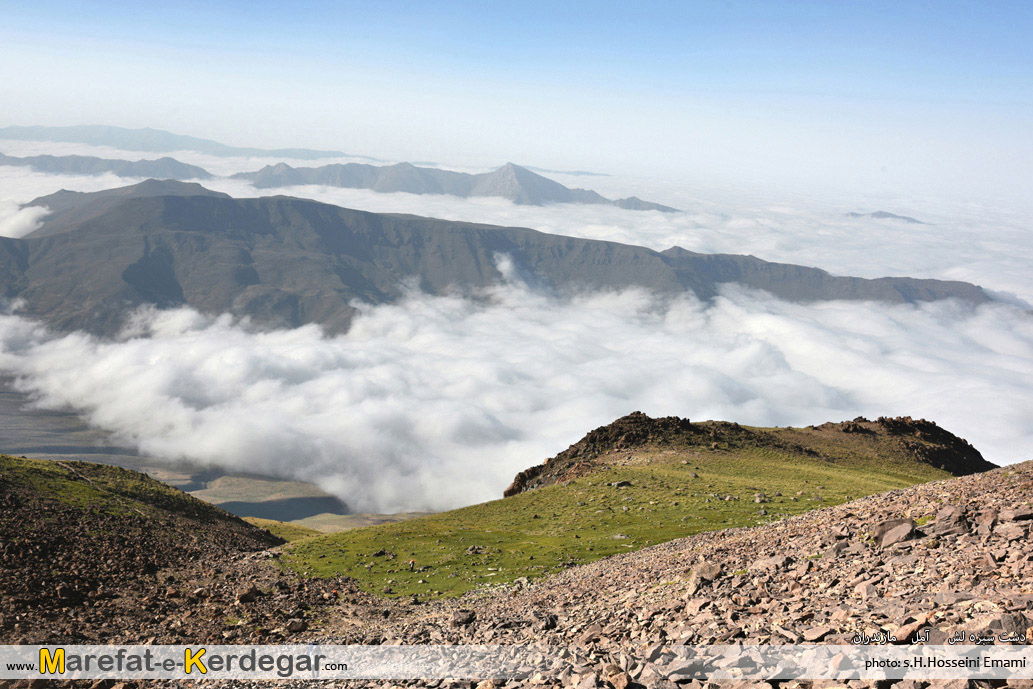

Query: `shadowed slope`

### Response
(0, 180, 991, 336)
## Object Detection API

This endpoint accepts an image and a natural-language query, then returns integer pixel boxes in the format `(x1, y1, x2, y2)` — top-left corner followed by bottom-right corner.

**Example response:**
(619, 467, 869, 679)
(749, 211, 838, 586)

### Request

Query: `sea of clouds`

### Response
(0, 147, 1031, 512)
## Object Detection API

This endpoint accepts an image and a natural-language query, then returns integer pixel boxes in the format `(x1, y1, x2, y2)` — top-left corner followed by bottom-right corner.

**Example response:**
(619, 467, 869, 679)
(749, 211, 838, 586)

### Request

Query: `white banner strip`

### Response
(0, 643, 1030, 681)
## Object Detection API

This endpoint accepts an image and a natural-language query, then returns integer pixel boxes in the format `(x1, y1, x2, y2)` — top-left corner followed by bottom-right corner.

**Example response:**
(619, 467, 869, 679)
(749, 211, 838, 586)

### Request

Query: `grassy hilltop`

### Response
(283, 414, 992, 599)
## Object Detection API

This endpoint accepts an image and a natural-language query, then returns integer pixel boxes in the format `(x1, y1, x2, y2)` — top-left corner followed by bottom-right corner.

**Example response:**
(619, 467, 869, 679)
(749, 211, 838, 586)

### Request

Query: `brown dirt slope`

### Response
(0, 455, 289, 643)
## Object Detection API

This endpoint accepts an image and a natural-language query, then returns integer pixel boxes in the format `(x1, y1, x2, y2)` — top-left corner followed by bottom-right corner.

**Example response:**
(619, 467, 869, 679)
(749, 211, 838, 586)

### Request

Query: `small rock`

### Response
(235, 586, 262, 604)
(608, 671, 633, 689)
(452, 610, 476, 627)
(693, 562, 722, 582)
(995, 523, 1026, 541)
(577, 673, 600, 689)
(1000, 507, 1033, 521)
(803, 625, 833, 642)
(875, 519, 916, 547)
(855, 582, 879, 599)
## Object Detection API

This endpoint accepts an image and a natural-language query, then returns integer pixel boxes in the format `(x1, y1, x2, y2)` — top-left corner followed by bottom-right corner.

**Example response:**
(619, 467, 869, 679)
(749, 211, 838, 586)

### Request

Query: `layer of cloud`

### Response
(0, 203, 48, 238)
(0, 275, 1030, 513)
(1, 161, 1030, 514)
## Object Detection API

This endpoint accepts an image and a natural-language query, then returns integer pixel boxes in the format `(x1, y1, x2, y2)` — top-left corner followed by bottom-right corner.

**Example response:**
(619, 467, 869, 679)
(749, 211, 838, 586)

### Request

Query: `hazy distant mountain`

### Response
(0, 151, 211, 180)
(0, 125, 375, 161)
(234, 161, 680, 211)
(847, 211, 924, 224)
(0, 180, 988, 336)
(525, 166, 609, 177)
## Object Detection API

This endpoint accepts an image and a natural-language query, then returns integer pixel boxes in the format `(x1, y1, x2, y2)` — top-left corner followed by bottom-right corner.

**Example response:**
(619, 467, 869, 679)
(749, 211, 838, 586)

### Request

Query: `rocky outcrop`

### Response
(0, 456, 289, 644)
(505, 413, 996, 497)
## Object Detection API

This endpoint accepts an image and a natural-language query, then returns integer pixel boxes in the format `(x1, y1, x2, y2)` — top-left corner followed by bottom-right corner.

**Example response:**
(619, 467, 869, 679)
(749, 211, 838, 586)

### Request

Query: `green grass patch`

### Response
(0, 454, 206, 518)
(283, 439, 948, 600)
(244, 517, 321, 542)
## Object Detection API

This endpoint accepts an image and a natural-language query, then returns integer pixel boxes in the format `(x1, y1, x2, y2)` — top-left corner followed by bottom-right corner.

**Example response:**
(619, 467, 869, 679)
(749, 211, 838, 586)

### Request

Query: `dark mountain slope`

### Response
(0, 151, 211, 179)
(0, 180, 991, 336)
(234, 161, 680, 211)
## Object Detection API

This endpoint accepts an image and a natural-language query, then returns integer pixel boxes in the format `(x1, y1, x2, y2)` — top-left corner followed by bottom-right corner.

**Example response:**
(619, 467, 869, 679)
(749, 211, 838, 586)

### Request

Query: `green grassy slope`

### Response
(284, 415, 988, 599)
(0, 455, 284, 547)
(1, 454, 240, 522)
(243, 516, 322, 541)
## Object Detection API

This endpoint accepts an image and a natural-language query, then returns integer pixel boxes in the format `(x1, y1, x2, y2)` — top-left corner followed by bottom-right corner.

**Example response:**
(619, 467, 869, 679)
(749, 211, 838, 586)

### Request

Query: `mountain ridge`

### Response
(503, 411, 996, 497)
(0, 180, 991, 337)
(0, 124, 374, 160)
(847, 210, 924, 224)
(233, 160, 680, 211)
(0, 151, 211, 180)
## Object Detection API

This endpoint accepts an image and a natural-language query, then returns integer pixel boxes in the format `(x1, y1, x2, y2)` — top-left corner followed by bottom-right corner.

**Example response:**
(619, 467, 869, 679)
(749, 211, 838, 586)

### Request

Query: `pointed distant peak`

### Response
(496, 162, 534, 174)
(491, 163, 551, 185)
(269, 162, 295, 171)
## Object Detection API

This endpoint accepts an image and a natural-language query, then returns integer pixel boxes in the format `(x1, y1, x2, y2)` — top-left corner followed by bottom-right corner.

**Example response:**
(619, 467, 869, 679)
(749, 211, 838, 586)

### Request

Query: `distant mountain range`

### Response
(0, 126, 663, 210)
(0, 151, 211, 180)
(847, 211, 924, 224)
(233, 161, 679, 211)
(525, 166, 609, 177)
(0, 124, 375, 161)
(0, 180, 989, 336)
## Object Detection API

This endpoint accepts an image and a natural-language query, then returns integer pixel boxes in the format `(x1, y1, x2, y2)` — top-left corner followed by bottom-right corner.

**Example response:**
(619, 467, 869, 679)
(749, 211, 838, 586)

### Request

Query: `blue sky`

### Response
(2, 1, 1031, 199)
